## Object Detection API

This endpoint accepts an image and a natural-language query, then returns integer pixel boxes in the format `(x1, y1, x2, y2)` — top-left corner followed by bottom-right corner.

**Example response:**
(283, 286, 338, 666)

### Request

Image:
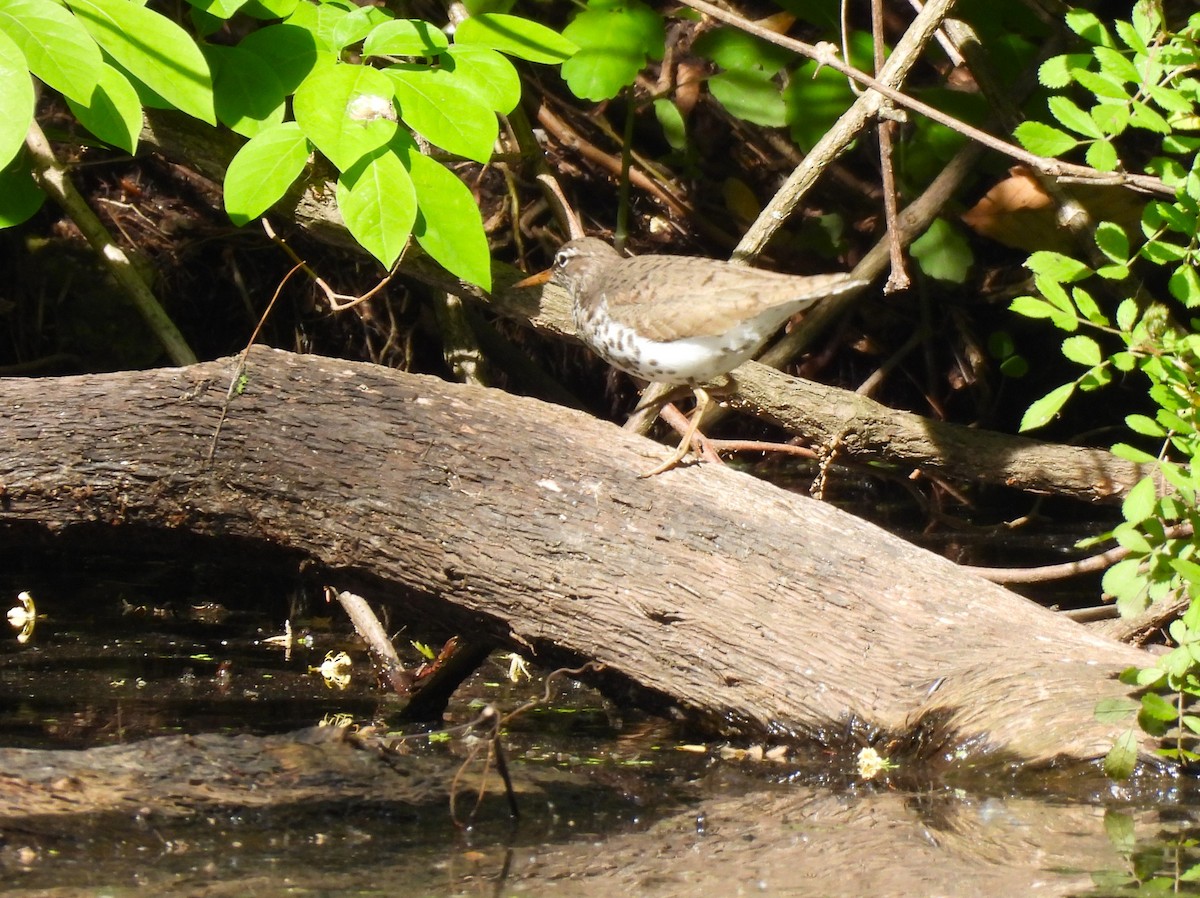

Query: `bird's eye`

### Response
(554, 250, 569, 268)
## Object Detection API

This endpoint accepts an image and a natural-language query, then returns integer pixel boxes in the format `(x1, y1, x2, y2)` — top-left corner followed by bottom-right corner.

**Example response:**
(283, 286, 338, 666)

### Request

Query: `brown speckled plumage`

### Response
(550, 237, 866, 385)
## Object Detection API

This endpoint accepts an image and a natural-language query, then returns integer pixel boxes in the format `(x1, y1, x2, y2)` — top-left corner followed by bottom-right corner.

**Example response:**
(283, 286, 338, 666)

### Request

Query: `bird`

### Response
(519, 237, 866, 475)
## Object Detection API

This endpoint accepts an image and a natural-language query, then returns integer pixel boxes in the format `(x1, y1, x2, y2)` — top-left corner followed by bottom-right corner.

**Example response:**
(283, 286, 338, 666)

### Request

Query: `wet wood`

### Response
(0, 347, 1155, 771)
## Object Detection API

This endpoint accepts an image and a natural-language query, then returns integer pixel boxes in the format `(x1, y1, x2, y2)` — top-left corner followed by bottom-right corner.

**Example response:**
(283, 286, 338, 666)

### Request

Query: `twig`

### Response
(871, 0, 910, 292)
(261, 219, 398, 311)
(678, 0, 1173, 204)
(205, 257, 303, 465)
(535, 102, 695, 223)
(448, 661, 606, 826)
(329, 589, 413, 694)
(964, 522, 1195, 584)
(24, 120, 197, 366)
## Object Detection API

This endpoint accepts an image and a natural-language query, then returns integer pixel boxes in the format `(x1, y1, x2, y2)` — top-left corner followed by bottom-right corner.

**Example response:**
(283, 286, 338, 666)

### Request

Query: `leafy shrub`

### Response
(0, 0, 578, 289)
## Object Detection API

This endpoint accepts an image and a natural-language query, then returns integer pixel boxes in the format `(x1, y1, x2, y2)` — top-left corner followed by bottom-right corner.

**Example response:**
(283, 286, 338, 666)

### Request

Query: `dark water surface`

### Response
(0, 561, 1198, 897)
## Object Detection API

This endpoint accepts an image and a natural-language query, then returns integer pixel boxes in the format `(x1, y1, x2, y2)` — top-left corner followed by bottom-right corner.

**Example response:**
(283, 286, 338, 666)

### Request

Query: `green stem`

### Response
(24, 120, 198, 366)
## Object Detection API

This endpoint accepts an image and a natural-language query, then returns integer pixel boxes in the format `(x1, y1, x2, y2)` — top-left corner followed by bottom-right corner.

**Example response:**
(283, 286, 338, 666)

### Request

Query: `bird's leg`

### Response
(638, 387, 715, 478)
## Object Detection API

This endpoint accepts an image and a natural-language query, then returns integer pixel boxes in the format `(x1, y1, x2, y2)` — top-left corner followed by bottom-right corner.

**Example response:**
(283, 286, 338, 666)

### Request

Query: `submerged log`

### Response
(0, 347, 1155, 772)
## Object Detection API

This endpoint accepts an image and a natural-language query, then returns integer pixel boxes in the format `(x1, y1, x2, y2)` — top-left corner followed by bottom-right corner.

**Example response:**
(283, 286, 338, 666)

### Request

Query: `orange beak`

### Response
(512, 267, 553, 288)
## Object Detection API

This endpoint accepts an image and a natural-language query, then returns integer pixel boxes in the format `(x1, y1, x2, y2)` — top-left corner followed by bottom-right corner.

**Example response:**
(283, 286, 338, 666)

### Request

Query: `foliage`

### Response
(0, 0, 578, 288)
(1004, 1, 1200, 777)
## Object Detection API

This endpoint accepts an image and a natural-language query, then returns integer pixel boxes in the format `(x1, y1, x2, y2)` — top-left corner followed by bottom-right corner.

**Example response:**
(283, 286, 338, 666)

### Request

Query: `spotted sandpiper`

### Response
(518, 237, 867, 475)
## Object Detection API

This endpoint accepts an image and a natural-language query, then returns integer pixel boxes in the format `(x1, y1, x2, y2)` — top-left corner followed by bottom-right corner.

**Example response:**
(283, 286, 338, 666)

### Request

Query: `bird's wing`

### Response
(606, 258, 863, 341)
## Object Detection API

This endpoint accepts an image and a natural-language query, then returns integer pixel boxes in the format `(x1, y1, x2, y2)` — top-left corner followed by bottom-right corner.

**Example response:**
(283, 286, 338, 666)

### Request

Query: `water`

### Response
(0, 561, 1197, 896)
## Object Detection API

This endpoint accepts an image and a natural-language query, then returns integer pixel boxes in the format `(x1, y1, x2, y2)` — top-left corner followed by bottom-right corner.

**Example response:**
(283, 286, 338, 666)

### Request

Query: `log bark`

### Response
(0, 347, 1156, 773)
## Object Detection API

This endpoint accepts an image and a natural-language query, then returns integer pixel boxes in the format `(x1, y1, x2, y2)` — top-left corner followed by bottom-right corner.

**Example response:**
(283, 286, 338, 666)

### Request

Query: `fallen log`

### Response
(0, 347, 1155, 773)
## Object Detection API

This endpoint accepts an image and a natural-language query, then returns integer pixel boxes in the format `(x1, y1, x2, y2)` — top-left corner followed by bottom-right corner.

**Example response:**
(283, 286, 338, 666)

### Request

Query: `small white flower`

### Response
(505, 652, 530, 682)
(856, 746, 896, 779)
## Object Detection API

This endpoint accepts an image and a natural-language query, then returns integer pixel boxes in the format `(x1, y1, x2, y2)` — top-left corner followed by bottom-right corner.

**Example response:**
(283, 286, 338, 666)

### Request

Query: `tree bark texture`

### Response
(0, 347, 1155, 771)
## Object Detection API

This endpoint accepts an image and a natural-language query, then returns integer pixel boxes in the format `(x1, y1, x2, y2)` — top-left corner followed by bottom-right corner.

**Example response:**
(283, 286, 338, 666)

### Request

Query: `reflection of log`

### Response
(0, 727, 456, 820)
(0, 347, 1154, 772)
(0, 725, 1142, 898)
(504, 787, 1136, 898)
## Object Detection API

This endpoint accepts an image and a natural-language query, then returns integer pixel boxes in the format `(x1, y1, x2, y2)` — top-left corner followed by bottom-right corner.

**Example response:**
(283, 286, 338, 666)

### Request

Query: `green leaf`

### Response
(1111, 442, 1156, 463)
(329, 5, 380, 51)
(189, 0, 253, 20)
(1169, 264, 1200, 308)
(1091, 100, 1130, 135)
(1085, 139, 1119, 172)
(1105, 556, 1147, 614)
(1061, 334, 1103, 367)
(1140, 690, 1178, 722)
(1134, 665, 1165, 687)
(0, 149, 44, 227)
(1094, 696, 1139, 723)
(1065, 9, 1113, 46)
(784, 50, 859, 152)
(1019, 382, 1075, 431)
(1103, 729, 1139, 780)
(363, 19, 448, 57)
(708, 68, 786, 127)
(1047, 95, 1101, 137)
(1122, 476, 1159, 525)
(386, 64, 497, 163)
(294, 62, 397, 170)
(1079, 364, 1111, 391)
(224, 121, 309, 226)
(0, 27, 33, 169)
(1130, 99, 1171, 134)
(653, 97, 686, 151)
(398, 144, 492, 289)
(1116, 298, 1138, 331)
(692, 26, 790, 73)
(0, 0, 101, 104)
(64, 60, 141, 153)
(336, 148, 417, 268)
(1093, 45, 1140, 83)
(1038, 53, 1091, 89)
(1009, 295, 1057, 319)
(1147, 83, 1195, 116)
(1071, 287, 1107, 326)
(205, 44, 285, 138)
(237, 23, 321, 95)
(1027, 250, 1091, 282)
(560, 0, 664, 101)
(1171, 558, 1200, 588)
(1126, 413, 1165, 437)
(1110, 351, 1137, 372)
(909, 218, 972, 283)
(1014, 120, 1078, 156)
(454, 13, 577, 64)
(443, 45, 521, 115)
(1112, 521, 1151, 553)
(1094, 221, 1129, 263)
(1141, 239, 1188, 264)
(63, 0, 215, 124)
(1114, 18, 1147, 54)
(1000, 355, 1028, 377)
(1158, 200, 1200, 236)
(1074, 69, 1129, 101)
(1132, 2, 1160, 45)
(1028, 277, 1078, 330)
